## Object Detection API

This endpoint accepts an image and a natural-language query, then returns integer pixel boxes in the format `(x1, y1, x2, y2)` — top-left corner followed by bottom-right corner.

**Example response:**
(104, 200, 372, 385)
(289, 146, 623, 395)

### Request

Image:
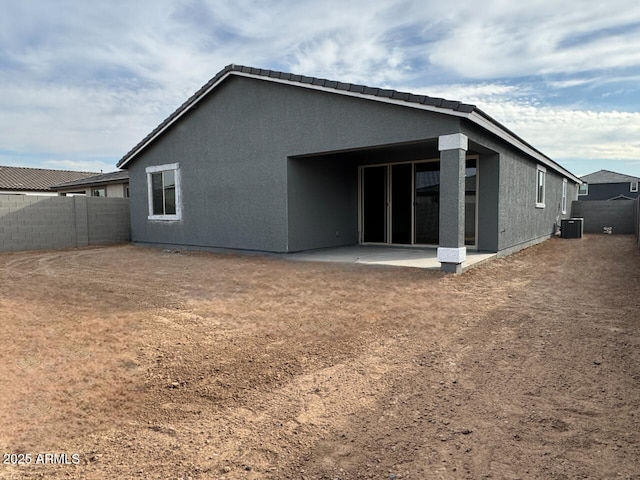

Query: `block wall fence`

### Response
(571, 199, 637, 235)
(0, 195, 130, 253)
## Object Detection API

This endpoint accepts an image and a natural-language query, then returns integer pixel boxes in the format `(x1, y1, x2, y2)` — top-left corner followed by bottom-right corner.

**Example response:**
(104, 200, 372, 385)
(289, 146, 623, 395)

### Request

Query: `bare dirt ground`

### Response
(0, 235, 639, 480)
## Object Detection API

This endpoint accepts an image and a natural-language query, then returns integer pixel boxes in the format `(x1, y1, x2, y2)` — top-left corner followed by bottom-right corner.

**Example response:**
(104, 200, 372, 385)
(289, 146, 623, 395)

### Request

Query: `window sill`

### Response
(535, 203, 546, 209)
(148, 215, 181, 222)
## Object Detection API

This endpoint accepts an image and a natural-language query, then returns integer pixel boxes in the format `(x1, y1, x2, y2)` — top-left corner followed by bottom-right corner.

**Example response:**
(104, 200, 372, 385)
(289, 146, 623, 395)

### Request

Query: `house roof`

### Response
(116, 64, 581, 183)
(52, 170, 129, 189)
(0, 165, 99, 192)
(580, 169, 640, 184)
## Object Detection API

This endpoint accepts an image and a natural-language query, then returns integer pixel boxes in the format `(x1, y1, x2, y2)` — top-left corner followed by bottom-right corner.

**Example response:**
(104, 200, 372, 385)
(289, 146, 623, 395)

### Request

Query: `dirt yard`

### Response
(0, 235, 638, 480)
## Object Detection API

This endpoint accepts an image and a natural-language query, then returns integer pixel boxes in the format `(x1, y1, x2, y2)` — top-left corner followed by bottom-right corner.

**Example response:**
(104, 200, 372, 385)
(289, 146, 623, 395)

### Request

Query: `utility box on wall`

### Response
(561, 218, 583, 239)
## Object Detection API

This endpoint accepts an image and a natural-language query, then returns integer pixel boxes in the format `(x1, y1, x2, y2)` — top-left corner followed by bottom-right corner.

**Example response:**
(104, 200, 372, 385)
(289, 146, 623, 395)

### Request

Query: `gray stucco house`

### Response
(578, 169, 640, 201)
(117, 64, 580, 273)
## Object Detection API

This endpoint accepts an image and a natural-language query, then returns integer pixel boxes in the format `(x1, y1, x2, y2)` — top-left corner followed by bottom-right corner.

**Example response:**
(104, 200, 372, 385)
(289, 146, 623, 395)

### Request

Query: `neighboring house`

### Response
(578, 169, 640, 201)
(0, 165, 98, 196)
(117, 64, 581, 273)
(53, 170, 130, 197)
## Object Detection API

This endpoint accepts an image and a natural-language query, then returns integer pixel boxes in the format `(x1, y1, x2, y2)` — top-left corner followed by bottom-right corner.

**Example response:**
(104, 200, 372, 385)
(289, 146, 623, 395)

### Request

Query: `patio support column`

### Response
(437, 133, 468, 274)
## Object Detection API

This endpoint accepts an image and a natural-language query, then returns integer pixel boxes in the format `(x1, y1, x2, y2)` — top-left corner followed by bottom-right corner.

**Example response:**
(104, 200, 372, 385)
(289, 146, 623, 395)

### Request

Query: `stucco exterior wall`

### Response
(106, 183, 127, 198)
(125, 75, 579, 255)
(287, 157, 358, 252)
(460, 122, 578, 254)
(476, 154, 500, 252)
(57, 182, 128, 198)
(129, 75, 460, 253)
(288, 143, 449, 252)
(58, 188, 91, 195)
(497, 153, 577, 254)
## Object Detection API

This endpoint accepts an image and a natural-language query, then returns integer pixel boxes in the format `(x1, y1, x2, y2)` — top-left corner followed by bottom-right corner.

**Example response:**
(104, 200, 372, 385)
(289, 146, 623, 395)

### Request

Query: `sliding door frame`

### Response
(357, 155, 479, 248)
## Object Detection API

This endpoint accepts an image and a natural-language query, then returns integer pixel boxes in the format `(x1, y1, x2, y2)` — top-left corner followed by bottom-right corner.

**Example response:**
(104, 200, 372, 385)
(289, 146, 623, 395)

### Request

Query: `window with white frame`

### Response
(536, 165, 546, 208)
(631, 182, 638, 193)
(578, 183, 588, 195)
(146, 163, 181, 221)
(561, 178, 567, 214)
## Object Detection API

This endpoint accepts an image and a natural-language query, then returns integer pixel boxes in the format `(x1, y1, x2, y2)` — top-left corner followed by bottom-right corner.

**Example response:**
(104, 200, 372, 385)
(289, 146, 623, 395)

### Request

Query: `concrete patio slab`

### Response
(286, 245, 496, 271)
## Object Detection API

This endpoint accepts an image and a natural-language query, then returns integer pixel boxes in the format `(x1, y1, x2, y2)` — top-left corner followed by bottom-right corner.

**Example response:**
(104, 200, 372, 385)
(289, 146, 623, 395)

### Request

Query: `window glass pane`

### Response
(164, 185, 176, 214)
(465, 159, 477, 246)
(362, 166, 387, 243)
(538, 184, 542, 203)
(151, 172, 164, 215)
(414, 161, 440, 244)
(163, 170, 176, 215)
(537, 170, 545, 204)
(163, 170, 175, 188)
(391, 164, 412, 245)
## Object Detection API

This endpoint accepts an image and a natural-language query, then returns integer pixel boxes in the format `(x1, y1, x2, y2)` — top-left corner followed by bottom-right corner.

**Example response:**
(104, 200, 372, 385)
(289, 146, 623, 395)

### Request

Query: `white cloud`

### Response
(410, 82, 531, 106)
(413, 81, 640, 164)
(0, 0, 428, 170)
(427, 0, 640, 79)
(40, 159, 114, 174)
(503, 106, 640, 162)
(0, 79, 158, 158)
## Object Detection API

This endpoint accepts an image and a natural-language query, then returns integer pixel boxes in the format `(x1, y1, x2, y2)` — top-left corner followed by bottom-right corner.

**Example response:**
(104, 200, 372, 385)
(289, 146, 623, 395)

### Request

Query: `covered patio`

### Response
(286, 245, 496, 271)
(288, 133, 501, 273)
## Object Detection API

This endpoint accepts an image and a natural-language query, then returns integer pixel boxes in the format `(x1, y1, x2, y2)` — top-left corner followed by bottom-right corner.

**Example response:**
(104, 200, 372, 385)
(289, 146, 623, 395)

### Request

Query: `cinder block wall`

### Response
(571, 199, 636, 234)
(0, 195, 130, 253)
(87, 197, 131, 245)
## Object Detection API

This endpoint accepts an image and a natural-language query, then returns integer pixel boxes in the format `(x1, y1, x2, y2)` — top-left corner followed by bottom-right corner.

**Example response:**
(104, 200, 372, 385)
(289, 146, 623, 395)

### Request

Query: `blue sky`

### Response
(1, 0, 639, 177)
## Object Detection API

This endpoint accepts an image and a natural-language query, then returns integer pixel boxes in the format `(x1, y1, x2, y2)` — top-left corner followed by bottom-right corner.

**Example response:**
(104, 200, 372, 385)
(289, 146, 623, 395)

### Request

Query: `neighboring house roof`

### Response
(52, 170, 129, 190)
(0, 165, 98, 192)
(116, 64, 581, 183)
(580, 169, 640, 184)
